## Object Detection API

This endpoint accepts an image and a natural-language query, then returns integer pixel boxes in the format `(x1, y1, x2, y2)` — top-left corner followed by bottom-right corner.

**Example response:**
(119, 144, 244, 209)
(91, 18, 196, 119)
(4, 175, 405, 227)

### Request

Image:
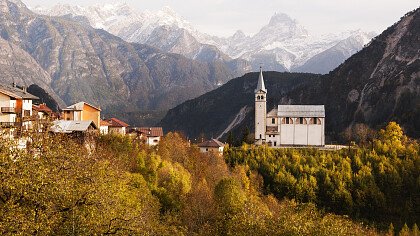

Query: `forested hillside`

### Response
(225, 122, 420, 230)
(1, 132, 381, 235)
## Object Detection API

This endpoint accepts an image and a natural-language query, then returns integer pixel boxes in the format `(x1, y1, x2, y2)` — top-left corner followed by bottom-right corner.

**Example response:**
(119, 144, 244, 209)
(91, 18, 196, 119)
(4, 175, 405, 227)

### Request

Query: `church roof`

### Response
(267, 108, 278, 117)
(277, 105, 325, 117)
(198, 139, 225, 148)
(254, 67, 267, 93)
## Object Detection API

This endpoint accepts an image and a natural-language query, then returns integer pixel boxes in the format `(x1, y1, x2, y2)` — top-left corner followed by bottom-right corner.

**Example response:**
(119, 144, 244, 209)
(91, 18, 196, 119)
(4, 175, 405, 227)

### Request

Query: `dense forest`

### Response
(225, 122, 420, 231)
(0, 122, 418, 235)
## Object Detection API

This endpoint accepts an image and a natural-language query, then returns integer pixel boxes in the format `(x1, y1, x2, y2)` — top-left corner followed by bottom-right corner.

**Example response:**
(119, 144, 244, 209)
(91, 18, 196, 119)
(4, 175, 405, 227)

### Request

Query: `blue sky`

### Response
(24, 0, 420, 37)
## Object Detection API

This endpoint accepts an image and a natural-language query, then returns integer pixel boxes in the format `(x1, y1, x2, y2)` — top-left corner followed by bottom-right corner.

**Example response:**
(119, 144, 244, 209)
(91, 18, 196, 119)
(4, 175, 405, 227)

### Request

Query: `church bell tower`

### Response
(255, 67, 267, 144)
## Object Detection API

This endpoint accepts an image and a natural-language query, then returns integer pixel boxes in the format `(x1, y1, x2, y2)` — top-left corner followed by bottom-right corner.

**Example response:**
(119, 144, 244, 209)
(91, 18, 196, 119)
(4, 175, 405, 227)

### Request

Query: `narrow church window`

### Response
(313, 117, 318, 124)
(274, 141, 277, 146)
(260, 134, 262, 139)
(261, 96, 264, 99)
(257, 96, 260, 100)
(272, 118, 275, 124)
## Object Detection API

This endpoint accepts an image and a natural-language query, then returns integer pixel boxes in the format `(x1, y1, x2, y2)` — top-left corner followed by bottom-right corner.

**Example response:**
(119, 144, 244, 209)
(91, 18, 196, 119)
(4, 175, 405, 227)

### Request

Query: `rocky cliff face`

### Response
(34, 3, 251, 77)
(0, 0, 236, 124)
(289, 8, 420, 138)
(159, 8, 420, 139)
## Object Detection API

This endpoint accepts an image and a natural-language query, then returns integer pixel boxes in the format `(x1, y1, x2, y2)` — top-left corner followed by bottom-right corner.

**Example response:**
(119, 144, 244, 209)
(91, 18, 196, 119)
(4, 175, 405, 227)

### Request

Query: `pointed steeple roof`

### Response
(255, 67, 267, 93)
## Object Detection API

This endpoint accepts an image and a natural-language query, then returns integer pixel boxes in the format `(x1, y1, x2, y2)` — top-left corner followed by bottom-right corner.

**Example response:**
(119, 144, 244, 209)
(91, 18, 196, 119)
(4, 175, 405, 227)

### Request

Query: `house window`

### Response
(274, 141, 277, 146)
(206, 148, 208, 152)
(272, 118, 275, 124)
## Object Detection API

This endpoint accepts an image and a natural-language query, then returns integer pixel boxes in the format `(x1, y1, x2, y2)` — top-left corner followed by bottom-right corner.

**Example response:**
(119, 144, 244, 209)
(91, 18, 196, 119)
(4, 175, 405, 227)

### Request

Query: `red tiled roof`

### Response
(198, 139, 225, 148)
(106, 118, 129, 127)
(137, 127, 164, 137)
(32, 104, 53, 113)
(100, 120, 111, 126)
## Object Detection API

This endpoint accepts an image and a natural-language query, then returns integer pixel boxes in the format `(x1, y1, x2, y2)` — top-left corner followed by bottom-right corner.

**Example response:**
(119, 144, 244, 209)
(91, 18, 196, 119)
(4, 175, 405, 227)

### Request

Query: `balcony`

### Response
(1, 107, 16, 113)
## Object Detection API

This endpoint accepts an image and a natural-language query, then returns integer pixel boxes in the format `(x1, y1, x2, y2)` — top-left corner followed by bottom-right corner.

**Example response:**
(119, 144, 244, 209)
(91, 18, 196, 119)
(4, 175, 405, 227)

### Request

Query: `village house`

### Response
(0, 83, 39, 137)
(32, 103, 59, 132)
(255, 68, 325, 147)
(62, 102, 101, 128)
(99, 119, 111, 135)
(136, 127, 163, 146)
(32, 103, 53, 121)
(106, 118, 129, 135)
(198, 139, 225, 155)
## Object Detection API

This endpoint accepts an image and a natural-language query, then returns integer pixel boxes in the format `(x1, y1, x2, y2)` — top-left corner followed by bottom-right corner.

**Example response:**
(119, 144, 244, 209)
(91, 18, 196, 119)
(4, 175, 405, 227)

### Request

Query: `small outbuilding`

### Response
(198, 139, 225, 155)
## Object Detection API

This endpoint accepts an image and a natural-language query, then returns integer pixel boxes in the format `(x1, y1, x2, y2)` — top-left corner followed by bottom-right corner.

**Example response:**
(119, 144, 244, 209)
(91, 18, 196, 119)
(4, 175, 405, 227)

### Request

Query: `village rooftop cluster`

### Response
(0, 83, 163, 147)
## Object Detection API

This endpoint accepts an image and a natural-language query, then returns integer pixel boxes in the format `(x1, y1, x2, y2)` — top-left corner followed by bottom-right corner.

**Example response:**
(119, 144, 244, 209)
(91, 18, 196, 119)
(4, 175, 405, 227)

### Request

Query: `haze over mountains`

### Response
(160, 7, 420, 139)
(34, 2, 376, 74)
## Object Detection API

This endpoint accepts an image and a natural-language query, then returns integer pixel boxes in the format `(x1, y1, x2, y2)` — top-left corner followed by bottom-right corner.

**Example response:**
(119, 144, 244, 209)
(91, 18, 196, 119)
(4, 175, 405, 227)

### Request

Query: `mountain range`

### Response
(159, 7, 420, 140)
(34, 2, 376, 74)
(0, 0, 239, 125)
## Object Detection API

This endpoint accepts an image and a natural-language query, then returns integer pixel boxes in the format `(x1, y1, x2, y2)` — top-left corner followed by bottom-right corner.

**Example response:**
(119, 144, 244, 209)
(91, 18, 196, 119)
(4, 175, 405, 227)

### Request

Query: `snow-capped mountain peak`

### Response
(268, 12, 295, 26)
(152, 6, 194, 30)
(256, 12, 309, 41)
(231, 30, 247, 40)
(34, 3, 376, 75)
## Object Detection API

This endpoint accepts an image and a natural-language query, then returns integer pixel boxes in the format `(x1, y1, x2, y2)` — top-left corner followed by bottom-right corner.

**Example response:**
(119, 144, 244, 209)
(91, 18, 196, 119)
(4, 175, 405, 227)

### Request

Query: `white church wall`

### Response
(280, 124, 294, 145)
(294, 123, 308, 145)
(308, 125, 323, 146)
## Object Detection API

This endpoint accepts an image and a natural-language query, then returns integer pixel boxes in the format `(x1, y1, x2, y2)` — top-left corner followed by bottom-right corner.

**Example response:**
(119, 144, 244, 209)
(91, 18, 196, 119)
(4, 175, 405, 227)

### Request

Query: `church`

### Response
(255, 68, 325, 147)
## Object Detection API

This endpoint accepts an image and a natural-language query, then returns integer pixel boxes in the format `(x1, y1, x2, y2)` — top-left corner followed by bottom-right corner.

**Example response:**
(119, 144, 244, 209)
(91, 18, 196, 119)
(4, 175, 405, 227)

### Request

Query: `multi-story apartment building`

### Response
(0, 83, 39, 136)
